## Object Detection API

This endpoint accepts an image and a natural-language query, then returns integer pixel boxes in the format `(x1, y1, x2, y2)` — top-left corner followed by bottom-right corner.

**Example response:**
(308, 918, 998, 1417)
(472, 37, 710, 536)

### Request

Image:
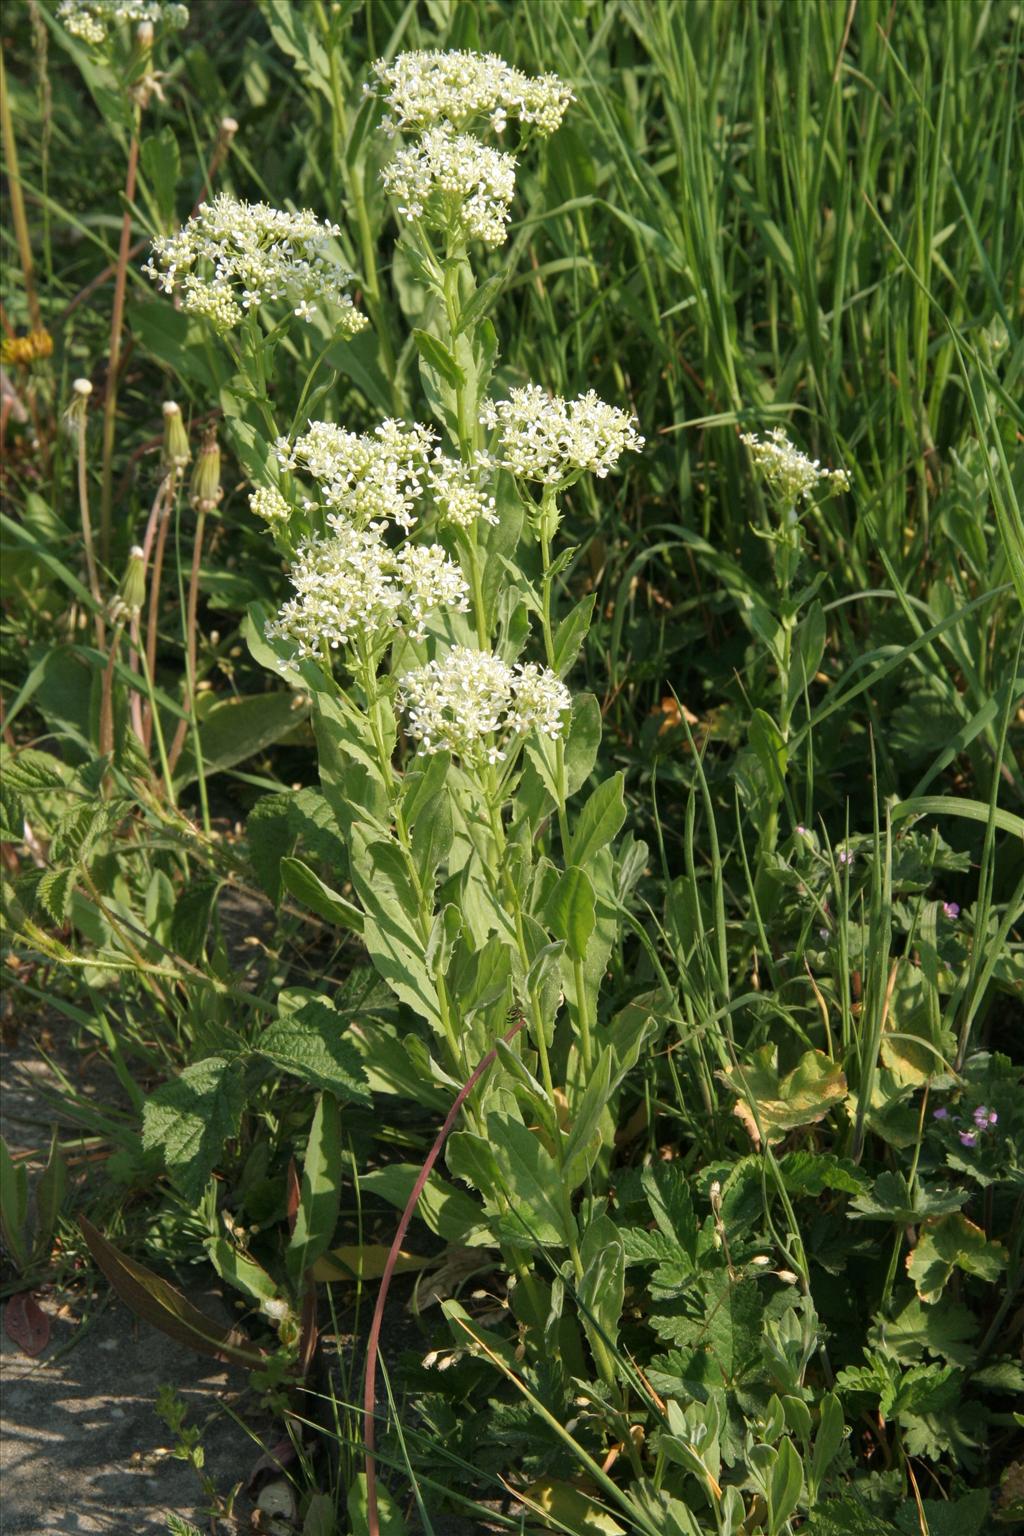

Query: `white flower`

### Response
(371, 50, 572, 136)
(480, 385, 644, 485)
(248, 485, 291, 526)
(400, 645, 570, 766)
(143, 194, 366, 335)
(740, 428, 850, 503)
(57, 0, 188, 44)
(275, 420, 498, 533)
(267, 525, 467, 659)
(426, 452, 498, 528)
(381, 126, 518, 247)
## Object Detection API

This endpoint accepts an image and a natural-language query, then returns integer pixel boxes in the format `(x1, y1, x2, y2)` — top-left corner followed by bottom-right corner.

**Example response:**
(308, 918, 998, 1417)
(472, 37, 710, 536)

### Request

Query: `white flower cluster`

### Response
(381, 127, 517, 247)
(268, 525, 468, 658)
(248, 485, 291, 526)
(143, 194, 366, 334)
(275, 419, 496, 532)
(371, 50, 573, 137)
(57, 0, 188, 44)
(400, 645, 570, 766)
(480, 385, 644, 485)
(740, 428, 851, 503)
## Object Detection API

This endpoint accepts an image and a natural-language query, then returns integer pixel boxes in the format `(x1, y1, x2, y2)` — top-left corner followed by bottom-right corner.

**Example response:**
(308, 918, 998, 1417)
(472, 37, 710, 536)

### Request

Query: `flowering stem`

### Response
(100, 108, 142, 565)
(75, 406, 106, 652)
(143, 477, 175, 750)
(167, 503, 211, 836)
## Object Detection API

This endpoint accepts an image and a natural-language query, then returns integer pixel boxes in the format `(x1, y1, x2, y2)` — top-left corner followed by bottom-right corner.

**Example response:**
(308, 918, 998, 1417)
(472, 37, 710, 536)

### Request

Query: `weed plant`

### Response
(1, 3, 1022, 1535)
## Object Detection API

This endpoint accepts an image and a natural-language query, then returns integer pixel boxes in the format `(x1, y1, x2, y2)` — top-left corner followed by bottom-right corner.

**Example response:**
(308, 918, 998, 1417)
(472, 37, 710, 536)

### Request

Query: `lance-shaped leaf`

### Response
(280, 856, 364, 934)
(79, 1216, 263, 1368)
(287, 1093, 343, 1284)
(719, 1046, 847, 1145)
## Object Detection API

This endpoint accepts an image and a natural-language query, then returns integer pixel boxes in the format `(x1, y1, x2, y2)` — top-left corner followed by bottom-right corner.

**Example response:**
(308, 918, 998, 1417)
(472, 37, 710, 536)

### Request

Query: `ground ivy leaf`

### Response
(142, 1056, 246, 1203)
(907, 1212, 1008, 1303)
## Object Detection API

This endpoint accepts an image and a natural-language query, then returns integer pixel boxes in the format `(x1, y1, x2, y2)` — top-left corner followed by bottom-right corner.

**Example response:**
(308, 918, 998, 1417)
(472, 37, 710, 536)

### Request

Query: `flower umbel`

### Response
(268, 526, 468, 659)
(381, 126, 518, 247)
(400, 645, 570, 767)
(370, 49, 573, 137)
(57, 0, 188, 45)
(740, 427, 850, 504)
(480, 385, 644, 486)
(143, 194, 366, 334)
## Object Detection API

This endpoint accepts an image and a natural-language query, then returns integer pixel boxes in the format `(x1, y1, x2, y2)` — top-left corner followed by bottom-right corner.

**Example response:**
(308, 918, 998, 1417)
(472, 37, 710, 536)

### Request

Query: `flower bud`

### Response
(190, 426, 223, 513)
(219, 116, 239, 143)
(161, 400, 191, 473)
(63, 377, 94, 437)
(110, 544, 147, 623)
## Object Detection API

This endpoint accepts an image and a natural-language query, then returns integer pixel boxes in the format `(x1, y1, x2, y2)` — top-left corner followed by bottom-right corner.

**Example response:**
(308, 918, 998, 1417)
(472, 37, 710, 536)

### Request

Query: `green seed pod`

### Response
(190, 427, 223, 513)
(161, 401, 191, 474)
(109, 545, 147, 624)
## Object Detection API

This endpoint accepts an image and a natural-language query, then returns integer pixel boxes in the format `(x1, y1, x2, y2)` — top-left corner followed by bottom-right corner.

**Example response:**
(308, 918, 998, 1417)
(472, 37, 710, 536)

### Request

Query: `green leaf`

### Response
(36, 867, 76, 925)
(287, 1092, 343, 1284)
(848, 1170, 965, 1223)
(205, 1237, 278, 1305)
(569, 773, 626, 868)
(174, 692, 310, 788)
(255, 995, 370, 1101)
(642, 1163, 698, 1262)
(360, 1164, 486, 1244)
(786, 601, 826, 719)
(893, 1491, 990, 1536)
(140, 125, 180, 231)
(142, 1057, 246, 1204)
(563, 1047, 612, 1188)
(79, 1216, 262, 1368)
(347, 1472, 409, 1536)
(806, 1501, 899, 1536)
(779, 1151, 868, 1197)
(768, 1437, 803, 1536)
(870, 1292, 978, 1365)
(748, 709, 788, 796)
(892, 794, 1024, 842)
(0, 1135, 29, 1270)
(246, 794, 295, 903)
(907, 1212, 1007, 1303)
(170, 879, 219, 964)
(32, 1131, 66, 1263)
(412, 328, 465, 388)
(553, 595, 596, 678)
(280, 856, 364, 934)
(809, 1393, 846, 1497)
(578, 1213, 625, 1359)
(719, 1046, 848, 1144)
(543, 865, 596, 961)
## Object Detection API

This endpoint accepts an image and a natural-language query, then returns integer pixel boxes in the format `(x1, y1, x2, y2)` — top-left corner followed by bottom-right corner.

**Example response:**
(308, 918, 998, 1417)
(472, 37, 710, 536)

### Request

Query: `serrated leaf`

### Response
(36, 867, 75, 924)
(142, 1057, 245, 1204)
(907, 1213, 1007, 1303)
(779, 1151, 868, 1197)
(870, 1292, 978, 1364)
(255, 996, 370, 1101)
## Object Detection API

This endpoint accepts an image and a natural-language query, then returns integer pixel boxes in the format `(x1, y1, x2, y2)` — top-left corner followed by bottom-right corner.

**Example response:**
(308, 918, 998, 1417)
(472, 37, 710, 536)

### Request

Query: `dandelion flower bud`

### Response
(161, 400, 191, 473)
(113, 544, 147, 621)
(190, 427, 223, 513)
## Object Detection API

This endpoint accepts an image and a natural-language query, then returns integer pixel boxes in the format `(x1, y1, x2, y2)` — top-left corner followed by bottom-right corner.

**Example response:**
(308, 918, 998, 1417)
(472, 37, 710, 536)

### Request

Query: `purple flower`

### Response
(973, 1104, 990, 1128)
(933, 1107, 950, 1121)
(943, 901, 960, 920)
(838, 849, 853, 866)
(796, 825, 808, 837)
(959, 1131, 978, 1149)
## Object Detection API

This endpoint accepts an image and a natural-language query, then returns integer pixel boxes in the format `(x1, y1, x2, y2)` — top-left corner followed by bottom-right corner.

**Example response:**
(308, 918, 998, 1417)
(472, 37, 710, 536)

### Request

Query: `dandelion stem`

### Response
(100, 111, 142, 564)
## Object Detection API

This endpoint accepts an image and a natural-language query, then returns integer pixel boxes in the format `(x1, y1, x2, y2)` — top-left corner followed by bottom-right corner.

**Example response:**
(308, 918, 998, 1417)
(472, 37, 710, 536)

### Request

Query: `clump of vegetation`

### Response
(2, 3, 1021, 1534)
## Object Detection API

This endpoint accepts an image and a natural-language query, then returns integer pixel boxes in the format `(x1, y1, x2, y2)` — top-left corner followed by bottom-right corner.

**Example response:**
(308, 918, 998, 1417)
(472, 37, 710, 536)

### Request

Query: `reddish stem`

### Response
(363, 1016, 525, 1536)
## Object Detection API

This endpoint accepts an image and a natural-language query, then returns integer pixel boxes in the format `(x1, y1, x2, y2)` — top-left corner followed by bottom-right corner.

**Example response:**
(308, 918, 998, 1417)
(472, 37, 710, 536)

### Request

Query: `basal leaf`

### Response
(720, 1046, 847, 1144)
(255, 994, 370, 1101)
(141, 1056, 246, 1203)
(287, 1092, 343, 1283)
(907, 1213, 1007, 1303)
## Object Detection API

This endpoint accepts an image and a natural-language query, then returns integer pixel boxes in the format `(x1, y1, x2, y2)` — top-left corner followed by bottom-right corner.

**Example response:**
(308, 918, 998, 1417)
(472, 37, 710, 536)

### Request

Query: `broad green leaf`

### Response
(809, 1393, 846, 1497)
(312, 1244, 429, 1283)
(287, 1093, 343, 1284)
(543, 865, 596, 961)
(768, 1437, 803, 1536)
(347, 1472, 409, 1536)
(563, 1047, 612, 1187)
(141, 1056, 246, 1204)
(719, 1047, 848, 1144)
(748, 709, 788, 796)
(412, 327, 465, 388)
(280, 856, 364, 934)
(140, 126, 179, 232)
(907, 1213, 1007, 1303)
(255, 995, 370, 1101)
(359, 1164, 486, 1244)
(79, 1216, 262, 1368)
(569, 773, 626, 868)
(174, 693, 310, 788)
(521, 1480, 624, 1535)
(869, 1292, 978, 1364)
(779, 1151, 868, 1197)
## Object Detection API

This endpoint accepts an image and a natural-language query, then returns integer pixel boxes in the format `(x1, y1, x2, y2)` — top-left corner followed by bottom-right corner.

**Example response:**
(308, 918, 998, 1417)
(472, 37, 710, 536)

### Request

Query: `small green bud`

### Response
(110, 545, 146, 624)
(161, 401, 191, 473)
(190, 427, 223, 513)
